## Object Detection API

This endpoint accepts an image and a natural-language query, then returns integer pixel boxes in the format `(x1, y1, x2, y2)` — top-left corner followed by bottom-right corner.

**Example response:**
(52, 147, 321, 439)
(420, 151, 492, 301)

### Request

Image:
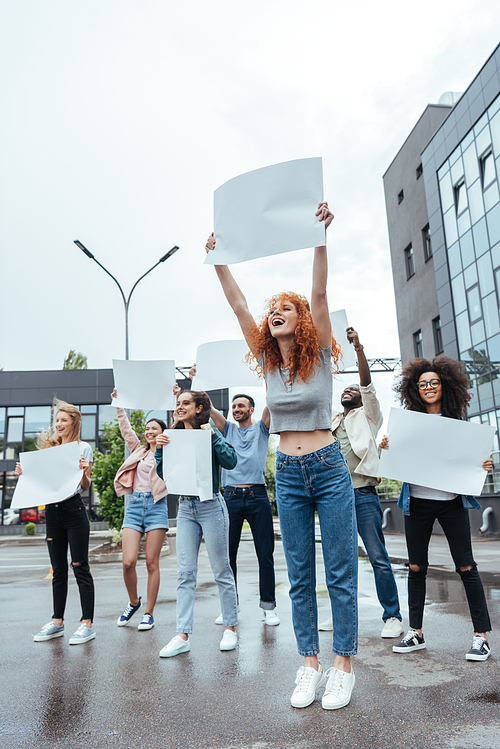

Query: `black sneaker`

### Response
(466, 636, 490, 661)
(393, 629, 426, 653)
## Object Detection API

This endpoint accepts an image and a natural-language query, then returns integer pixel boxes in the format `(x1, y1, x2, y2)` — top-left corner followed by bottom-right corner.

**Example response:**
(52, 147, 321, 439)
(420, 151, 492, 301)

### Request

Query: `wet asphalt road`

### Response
(1, 536, 499, 749)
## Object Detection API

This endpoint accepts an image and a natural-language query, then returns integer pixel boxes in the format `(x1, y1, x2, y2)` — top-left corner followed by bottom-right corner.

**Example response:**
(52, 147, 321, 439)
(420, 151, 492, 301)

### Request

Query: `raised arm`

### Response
(310, 202, 334, 348)
(347, 327, 371, 387)
(209, 397, 227, 432)
(206, 234, 258, 354)
(111, 389, 142, 453)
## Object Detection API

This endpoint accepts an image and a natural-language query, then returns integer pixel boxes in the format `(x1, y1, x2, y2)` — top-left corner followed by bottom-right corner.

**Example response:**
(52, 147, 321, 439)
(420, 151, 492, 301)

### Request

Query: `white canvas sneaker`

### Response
(290, 665, 327, 708)
(159, 635, 190, 658)
(321, 667, 355, 710)
(381, 617, 404, 638)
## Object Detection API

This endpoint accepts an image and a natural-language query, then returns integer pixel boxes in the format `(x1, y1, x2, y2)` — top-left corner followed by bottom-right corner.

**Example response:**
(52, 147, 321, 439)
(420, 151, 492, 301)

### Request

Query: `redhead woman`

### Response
(15, 400, 95, 645)
(155, 390, 239, 657)
(381, 356, 493, 661)
(206, 202, 358, 711)
(112, 389, 168, 631)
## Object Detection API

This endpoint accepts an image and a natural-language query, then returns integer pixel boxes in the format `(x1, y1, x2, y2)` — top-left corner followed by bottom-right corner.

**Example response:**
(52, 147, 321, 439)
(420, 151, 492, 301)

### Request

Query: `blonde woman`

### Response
(15, 400, 95, 645)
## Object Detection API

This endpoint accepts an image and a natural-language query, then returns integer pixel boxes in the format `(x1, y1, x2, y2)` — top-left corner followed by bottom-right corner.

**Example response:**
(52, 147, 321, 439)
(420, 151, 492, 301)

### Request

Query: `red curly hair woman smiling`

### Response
(206, 202, 358, 712)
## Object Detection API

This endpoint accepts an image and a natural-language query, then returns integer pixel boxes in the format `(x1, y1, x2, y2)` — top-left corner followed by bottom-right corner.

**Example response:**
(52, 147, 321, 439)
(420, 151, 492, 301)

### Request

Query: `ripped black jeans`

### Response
(45, 494, 95, 622)
(405, 496, 491, 633)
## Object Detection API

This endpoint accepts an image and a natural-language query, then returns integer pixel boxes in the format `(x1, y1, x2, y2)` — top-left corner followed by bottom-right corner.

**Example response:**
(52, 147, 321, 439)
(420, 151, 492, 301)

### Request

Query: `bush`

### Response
(92, 410, 146, 532)
(25, 522, 36, 536)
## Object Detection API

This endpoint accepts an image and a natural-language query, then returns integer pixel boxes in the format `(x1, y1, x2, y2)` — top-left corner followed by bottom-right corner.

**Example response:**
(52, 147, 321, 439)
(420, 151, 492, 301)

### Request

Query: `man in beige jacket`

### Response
(320, 327, 403, 639)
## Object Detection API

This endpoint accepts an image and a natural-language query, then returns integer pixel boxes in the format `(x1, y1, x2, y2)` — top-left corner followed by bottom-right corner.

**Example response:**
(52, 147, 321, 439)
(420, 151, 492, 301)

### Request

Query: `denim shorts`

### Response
(122, 492, 168, 533)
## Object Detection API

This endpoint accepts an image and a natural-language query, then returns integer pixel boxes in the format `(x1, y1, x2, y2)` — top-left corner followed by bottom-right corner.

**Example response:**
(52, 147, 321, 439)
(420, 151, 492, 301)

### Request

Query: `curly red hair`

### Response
(245, 292, 342, 383)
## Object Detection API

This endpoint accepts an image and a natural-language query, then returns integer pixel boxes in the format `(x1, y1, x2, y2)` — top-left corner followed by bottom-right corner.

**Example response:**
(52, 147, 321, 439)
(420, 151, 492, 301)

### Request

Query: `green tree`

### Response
(377, 477, 402, 500)
(92, 410, 146, 531)
(63, 350, 88, 369)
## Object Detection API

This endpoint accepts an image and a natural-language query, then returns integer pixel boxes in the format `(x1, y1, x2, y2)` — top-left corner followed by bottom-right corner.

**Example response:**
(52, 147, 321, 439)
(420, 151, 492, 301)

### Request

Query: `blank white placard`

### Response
(329, 309, 356, 371)
(378, 408, 496, 496)
(204, 158, 324, 265)
(192, 340, 262, 391)
(162, 430, 213, 501)
(112, 359, 176, 410)
(11, 442, 83, 509)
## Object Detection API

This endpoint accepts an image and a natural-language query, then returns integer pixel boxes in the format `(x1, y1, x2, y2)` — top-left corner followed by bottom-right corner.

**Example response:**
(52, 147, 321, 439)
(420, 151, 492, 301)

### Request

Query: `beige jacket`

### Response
(113, 408, 167, 501)
(331, 382, 383, 478)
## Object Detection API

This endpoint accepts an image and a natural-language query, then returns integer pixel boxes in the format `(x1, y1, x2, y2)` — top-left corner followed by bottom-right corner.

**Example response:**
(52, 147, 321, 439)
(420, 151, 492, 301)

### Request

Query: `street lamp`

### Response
(74, 241, 179, 360)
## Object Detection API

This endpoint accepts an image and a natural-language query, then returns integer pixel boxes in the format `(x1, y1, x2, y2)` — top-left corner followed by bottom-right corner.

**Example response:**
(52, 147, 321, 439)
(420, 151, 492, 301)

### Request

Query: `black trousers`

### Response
(45, 494, 95, 622)
(405, 496, 491, 633)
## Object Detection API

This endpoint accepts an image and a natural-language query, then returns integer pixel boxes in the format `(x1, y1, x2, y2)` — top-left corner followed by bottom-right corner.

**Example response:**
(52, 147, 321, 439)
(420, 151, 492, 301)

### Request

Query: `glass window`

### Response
(80, 405, 97, 414)
(484, 181, 500, 212)
(486, 203, 500, 247)
(438, 162, 449, 181)
(451, 274, 467, 313)
(474, 113, 489, 138)
(491, 241, 500, 269)
(478, 252, 495, 296)
(24, 406, 51, 434)
(490, 111, 500, 160)
(451, 156, 465, 185)
(481, 149, 496, 189)
(476, 125, 492, 158)
(461, 130, 474, 151)
(81, 414, 96, 441)
(456, 310, 472, 352)
(6, 417, 23, 443)
(464, 263, 478, 289)
(439, 172, 454, 213)
(422, 223, 432, 261)
(467, 179, 485, 225)
(471, 319, 486, 346)
(472, 218, 489, 258)
(398, 190, 404, 204)
(467, 285, 482, 323)
(487, 333, 500, 364)
(447, 241, 462, 278)
(443, 207, 459, 246)
(459, 231, 475, 268)
(413, 330, 423, 358)
(98, 405, 117, 430)
(455, 179, 468, 216)
(404, 244, 415, 279)
(482, 292, 500, 337)
(457, 209, 471, 236)
(416, 163, 423, 179)
(450, 144, 461, 167)
(432, 317, 443, 355)
(463, 143, 480, 185)
(0, 407, 5, 435)
(7, 407, 24, 416)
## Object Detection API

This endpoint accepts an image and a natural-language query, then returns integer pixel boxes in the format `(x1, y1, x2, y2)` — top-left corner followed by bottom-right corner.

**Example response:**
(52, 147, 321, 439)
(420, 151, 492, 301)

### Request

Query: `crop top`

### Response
(262, 345, 333, 434)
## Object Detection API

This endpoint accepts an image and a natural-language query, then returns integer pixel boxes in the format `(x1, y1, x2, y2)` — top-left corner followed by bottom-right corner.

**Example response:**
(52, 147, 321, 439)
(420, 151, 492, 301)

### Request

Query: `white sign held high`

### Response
(192, 340, 261, 392)
(204, 158, 324, 265)
(329, 310, 356, 371)
(112, 359, 176, 411)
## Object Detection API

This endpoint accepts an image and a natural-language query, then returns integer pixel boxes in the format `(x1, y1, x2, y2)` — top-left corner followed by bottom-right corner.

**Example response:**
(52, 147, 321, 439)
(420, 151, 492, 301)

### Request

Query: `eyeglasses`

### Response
(417, 378, 441, 390)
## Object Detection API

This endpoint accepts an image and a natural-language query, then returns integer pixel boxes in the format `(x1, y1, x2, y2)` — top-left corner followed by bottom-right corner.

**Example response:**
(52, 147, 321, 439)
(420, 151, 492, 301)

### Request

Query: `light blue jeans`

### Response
(175, 494, 238, 633)
(355, 486, 401, 622)
(276, 441, 358, 657)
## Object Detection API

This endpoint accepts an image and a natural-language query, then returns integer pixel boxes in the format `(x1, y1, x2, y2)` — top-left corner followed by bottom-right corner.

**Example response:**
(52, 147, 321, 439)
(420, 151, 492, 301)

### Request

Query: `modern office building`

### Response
(0, 368, 228, 525)
(383, 43, 500, 523)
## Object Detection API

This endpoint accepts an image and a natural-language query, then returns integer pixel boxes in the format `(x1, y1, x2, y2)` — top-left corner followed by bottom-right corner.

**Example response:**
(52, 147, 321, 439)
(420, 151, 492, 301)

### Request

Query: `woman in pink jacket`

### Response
(112, 389, 169, 631)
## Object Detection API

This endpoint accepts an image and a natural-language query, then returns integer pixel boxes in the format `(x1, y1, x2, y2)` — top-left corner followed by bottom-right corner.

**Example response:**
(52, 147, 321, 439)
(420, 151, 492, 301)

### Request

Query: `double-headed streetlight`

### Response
(74, 241, 179, 359)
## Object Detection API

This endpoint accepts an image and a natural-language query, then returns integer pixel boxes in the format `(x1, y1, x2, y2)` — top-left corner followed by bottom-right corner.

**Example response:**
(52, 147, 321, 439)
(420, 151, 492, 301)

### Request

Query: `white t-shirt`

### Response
(74, 441, 93, 496)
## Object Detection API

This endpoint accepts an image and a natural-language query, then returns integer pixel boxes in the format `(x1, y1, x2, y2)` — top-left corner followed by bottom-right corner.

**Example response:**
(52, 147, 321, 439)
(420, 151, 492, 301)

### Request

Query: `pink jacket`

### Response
(113, 408, 167, 502)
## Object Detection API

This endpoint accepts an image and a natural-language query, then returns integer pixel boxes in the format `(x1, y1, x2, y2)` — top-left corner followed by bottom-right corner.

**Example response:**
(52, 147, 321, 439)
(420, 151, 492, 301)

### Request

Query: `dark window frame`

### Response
(413, 329, 423, 358)
(422, 223, 432, 262)
(404, 243, 415, 280)
(432, 316, 443, 355)
(480, 148, 496, 191)
(398, 189, 404, 204)
(416, 163, 423, 180)
(454, 178, 468, 217)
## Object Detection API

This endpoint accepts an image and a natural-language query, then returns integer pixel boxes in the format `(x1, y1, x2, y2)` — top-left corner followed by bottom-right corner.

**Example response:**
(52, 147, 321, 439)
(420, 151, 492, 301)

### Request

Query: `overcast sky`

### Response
(2, 0, 500, 423)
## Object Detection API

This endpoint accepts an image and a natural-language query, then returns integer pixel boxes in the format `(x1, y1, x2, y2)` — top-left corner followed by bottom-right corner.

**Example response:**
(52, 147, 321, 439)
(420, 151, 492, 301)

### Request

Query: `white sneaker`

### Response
(321, 667, 355, 710)
(319, 617, 333, 631)
(69, 623, 96, 645)
(290, 665, 326, 708)
(264, 609, 280, 626)
(214, 613, 224, 625)
(381, 617, 404, 638)
(220, 629, 238, 651)
(159, 635, 190, 658)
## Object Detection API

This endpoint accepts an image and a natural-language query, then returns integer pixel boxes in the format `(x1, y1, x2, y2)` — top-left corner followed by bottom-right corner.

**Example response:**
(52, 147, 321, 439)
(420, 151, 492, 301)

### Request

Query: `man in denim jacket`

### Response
(320, 327, 403, 639)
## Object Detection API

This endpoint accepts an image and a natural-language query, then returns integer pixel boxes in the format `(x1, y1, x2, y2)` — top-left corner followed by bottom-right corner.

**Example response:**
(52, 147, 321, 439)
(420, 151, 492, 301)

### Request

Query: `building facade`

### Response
(384, 44, 500, 522)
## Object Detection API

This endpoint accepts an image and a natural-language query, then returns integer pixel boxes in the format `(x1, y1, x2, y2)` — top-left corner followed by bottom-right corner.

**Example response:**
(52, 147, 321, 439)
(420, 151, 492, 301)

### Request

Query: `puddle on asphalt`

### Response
(469, 692, 500, 703)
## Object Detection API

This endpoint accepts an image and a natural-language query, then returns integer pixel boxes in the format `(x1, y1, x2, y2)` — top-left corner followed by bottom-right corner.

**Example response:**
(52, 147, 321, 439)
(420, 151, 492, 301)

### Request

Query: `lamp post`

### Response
(73, 241, 179, 360)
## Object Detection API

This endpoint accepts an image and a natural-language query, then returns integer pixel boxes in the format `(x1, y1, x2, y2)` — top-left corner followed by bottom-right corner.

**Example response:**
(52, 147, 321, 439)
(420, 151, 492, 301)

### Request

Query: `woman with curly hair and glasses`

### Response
(380, 356, 493, 661)
(206, 202, 358, 711)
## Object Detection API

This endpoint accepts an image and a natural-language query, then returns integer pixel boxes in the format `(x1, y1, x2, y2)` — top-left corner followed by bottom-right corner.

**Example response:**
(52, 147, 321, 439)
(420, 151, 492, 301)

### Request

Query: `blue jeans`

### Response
(276, 441, 358, 657)
(355, 486, 401, 622)
(175, 494, 238, 633)
(224, 485, 276, 610)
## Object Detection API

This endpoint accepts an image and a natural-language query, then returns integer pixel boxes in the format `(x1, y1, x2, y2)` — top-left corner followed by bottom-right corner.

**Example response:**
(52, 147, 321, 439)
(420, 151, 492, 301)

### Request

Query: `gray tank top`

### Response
(263, 345, 333, 434)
